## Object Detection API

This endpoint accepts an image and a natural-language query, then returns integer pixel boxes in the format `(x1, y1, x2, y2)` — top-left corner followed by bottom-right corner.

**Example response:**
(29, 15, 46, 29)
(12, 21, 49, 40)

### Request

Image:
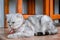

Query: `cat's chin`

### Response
(13, 27, 19, 30)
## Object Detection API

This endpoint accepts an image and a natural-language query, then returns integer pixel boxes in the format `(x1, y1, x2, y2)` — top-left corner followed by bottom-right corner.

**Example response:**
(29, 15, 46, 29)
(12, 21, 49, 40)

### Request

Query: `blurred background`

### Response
(0, 0, 59, 27)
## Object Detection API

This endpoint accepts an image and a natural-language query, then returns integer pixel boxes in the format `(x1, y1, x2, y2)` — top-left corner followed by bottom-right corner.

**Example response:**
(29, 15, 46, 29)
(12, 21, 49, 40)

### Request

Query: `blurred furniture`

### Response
(4, 0, 60, 28)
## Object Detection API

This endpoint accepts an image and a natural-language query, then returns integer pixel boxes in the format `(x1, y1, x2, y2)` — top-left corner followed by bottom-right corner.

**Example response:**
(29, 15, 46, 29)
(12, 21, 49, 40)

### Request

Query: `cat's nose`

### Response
(9, 25, 11, 26)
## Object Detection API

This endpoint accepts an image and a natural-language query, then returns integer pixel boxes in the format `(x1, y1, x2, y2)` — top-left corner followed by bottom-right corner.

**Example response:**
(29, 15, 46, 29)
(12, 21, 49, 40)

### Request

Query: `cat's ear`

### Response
(16, 14, 21, 18)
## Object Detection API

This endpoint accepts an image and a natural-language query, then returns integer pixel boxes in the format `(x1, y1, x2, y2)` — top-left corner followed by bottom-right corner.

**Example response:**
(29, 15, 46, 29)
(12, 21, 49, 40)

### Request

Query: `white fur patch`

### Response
(6, 13, 58, 38)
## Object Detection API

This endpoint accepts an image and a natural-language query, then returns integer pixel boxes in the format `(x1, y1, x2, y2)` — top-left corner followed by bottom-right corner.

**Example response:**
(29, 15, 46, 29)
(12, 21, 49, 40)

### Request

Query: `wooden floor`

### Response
(0, 27, 60, 40)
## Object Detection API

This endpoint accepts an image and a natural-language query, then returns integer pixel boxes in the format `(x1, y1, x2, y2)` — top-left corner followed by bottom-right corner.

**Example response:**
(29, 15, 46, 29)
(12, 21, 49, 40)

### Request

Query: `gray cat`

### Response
(6, 13, 57, 38)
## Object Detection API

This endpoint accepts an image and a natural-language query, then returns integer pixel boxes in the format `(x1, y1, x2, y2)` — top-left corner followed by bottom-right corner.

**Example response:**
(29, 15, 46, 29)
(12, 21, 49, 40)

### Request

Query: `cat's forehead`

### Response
(7, 14, 23, 21)
(7, 15, 16, 21)
(8, 14, 17, 17)
(7, 14, 18, 19)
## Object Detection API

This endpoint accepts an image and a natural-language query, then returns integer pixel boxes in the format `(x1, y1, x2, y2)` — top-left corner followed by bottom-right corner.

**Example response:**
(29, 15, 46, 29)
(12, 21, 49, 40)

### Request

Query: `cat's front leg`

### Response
(41, 26, 46, 35)
(7, 34, 16, 38)
(7, 32, 22, 39)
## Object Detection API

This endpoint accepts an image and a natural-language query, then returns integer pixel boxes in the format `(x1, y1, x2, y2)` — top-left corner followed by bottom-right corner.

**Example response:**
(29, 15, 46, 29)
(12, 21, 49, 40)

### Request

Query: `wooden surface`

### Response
(16, 0, 23, 13)
(27, 0, 35, 15)
(0, 27, 60, 40)
(50, 0, 60, 20)
(4, 0, 9, 28)
(44, 0, 50, 16)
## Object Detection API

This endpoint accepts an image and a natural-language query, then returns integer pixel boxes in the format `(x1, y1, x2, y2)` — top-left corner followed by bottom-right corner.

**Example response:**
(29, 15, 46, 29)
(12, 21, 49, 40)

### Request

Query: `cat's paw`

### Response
(42, 32, 45, 35)
(7, 34, 15, 39)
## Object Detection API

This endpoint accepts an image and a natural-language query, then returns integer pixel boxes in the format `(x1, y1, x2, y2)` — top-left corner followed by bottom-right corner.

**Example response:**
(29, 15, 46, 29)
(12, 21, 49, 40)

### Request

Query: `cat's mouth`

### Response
(9, 26, 21, 34)
(9, 29, 15, 34)
(9, 27, 20, 34)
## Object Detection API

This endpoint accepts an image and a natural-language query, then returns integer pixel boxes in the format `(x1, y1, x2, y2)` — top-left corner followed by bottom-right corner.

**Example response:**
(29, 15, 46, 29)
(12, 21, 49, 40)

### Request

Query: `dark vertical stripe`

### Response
(59, 0, 60, 23)
(53, 0, 55, 14)
(59, 0, 60, 14)
(43, 0, 46, 15)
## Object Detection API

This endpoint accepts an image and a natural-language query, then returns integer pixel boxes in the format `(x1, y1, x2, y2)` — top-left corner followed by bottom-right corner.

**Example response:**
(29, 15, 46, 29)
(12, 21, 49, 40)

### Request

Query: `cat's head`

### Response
(6, 13, 24, 29)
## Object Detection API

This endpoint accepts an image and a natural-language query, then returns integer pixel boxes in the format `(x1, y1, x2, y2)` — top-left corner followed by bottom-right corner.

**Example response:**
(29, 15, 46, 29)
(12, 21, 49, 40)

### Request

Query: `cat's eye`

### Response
(12, 22, 15, 24)
(8, 21, 10, 23)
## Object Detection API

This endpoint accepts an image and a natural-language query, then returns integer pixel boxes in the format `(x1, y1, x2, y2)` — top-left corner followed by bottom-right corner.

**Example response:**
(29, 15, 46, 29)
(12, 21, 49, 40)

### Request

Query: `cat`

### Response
(6, 13, 57, 38)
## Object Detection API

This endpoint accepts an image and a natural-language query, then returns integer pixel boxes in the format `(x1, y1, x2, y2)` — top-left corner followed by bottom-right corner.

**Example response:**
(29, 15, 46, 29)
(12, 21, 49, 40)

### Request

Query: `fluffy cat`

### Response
(6, 13, 57, 38)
